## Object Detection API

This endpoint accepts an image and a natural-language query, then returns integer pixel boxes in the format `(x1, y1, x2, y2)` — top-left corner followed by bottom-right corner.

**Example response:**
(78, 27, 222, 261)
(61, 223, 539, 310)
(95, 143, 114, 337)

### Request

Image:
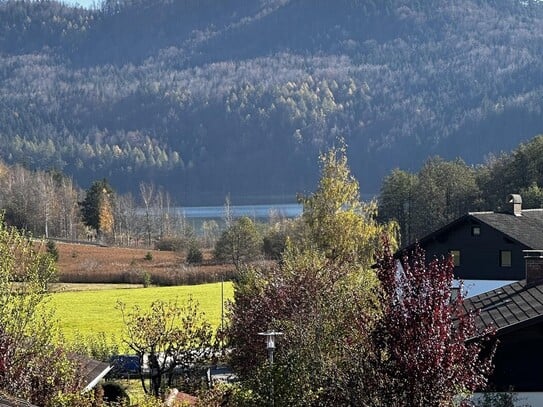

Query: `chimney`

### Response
(507, 194, 522, 216)
(524, 250, 543, 287)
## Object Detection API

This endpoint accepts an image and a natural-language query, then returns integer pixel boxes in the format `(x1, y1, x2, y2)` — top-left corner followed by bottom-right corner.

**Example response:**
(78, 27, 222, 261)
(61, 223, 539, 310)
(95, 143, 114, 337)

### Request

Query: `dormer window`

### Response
(471, 226, 481, 236)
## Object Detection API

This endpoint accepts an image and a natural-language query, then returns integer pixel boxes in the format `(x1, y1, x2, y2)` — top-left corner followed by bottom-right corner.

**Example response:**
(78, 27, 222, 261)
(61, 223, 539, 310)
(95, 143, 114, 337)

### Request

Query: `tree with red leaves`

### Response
(371, 242, 495, 407)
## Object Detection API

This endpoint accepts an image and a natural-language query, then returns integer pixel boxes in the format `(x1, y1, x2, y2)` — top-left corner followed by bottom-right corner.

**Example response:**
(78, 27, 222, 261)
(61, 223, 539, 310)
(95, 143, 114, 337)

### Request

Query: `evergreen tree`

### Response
(80, 179, 115, 239)
(214, 216, 262, 270)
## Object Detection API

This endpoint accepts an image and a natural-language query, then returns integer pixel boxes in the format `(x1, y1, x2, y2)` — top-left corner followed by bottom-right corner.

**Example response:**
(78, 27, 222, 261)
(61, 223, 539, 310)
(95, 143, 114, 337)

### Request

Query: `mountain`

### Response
(1, 0, 543, 204)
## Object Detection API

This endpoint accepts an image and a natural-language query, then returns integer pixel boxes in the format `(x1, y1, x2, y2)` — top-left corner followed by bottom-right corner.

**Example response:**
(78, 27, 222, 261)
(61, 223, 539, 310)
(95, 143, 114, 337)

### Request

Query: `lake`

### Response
(177, 203, 302, 219)
(169, 203, 302, 234)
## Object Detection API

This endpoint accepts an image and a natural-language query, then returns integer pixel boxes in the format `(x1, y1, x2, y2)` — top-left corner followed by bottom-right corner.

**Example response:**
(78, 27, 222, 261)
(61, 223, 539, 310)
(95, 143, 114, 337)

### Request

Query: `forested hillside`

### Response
(1, 0, 543, 203)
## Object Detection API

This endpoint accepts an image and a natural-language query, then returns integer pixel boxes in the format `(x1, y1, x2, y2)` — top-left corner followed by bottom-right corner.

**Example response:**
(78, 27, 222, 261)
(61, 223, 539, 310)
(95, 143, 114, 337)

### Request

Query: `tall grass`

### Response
(58, 264, 236, 286)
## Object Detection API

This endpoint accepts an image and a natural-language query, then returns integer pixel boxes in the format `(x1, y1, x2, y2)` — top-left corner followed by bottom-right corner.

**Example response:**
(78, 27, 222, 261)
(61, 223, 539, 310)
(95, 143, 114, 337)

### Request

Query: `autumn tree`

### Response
(118, 297, 214, 397)
(139, 182, 155, 247)
(370, 242, 495, 406)
(227, 143, 398, 405)
(202, 220, 220, 248)
(299, 141, 396, 266)
(0, 215, 92, 406)
(113, 192, 139, 246)
(80, 179, 115, 240)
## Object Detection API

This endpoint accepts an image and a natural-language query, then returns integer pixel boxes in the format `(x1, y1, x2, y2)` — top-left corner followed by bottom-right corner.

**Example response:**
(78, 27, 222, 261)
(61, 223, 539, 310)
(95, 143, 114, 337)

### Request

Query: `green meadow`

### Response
(49, 282, 234, 345)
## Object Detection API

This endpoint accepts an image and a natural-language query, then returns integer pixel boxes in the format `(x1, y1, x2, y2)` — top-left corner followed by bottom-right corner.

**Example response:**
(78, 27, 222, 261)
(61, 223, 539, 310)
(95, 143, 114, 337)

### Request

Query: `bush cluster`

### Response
(154, 237, 187, 252)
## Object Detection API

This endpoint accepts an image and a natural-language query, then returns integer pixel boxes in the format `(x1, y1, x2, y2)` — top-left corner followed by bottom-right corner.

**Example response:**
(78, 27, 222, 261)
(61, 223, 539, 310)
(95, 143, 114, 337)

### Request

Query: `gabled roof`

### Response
(463, 279, 543, 336)
(73, 356, 112, 393)
(400, 208, 543, 252)
(470, 208, 543, 249)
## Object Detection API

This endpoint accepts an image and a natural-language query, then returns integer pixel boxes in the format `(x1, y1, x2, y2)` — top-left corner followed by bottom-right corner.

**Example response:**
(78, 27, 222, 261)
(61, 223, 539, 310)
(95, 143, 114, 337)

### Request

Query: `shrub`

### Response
(262, 230, 287, 260)
(473, 391, 530, 407)
(142, 270, 152, 287)
(102, 382, 130, 405)
(155, 237, 186, 252)
(144, 251, 153, 261)
(197, 383, 256, 407)
(58, 266, 236, 286)
(46, 240, 59, 262)
(187, 245, 203, 264)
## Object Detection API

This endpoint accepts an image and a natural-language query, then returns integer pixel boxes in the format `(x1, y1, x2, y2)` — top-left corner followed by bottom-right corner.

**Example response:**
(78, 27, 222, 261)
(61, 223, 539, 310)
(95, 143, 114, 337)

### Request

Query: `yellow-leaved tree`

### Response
(299, 140, 397, 267)
(226, 141, 398, 406)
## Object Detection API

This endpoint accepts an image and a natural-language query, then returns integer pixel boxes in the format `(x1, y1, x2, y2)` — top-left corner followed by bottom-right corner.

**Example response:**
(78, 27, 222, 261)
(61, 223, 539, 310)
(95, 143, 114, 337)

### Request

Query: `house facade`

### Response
(398, 194, 543, 281)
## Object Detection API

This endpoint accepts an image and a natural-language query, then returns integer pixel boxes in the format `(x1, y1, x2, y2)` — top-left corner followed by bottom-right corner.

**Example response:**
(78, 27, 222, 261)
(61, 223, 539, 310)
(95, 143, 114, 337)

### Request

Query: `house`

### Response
(398, 194, 543, 281)
(0, 357, 110, 407)
(76, 356, 112, 393)
(465, 250, 543, 405)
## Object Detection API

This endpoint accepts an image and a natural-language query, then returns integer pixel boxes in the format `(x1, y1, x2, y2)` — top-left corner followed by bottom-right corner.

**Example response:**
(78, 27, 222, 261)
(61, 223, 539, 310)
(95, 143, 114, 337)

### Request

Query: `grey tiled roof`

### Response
(71, 355, 112, 392)
(463, 280, 543, 334)
(400, 208, 543, 253)
(470, 208, 543, 249)
(0, 396, 37, 407)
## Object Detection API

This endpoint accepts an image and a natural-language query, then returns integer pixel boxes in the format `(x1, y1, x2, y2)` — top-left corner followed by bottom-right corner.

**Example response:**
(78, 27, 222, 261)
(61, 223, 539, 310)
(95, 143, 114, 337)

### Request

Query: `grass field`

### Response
(49, 282, 234, 345)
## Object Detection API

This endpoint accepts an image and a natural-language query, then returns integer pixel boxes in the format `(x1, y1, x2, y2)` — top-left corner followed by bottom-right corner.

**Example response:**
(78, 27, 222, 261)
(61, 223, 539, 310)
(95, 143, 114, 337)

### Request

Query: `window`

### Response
(500, 250, 512, 267)
(471, 226, 481, 236)
(450, 250, 461, 267)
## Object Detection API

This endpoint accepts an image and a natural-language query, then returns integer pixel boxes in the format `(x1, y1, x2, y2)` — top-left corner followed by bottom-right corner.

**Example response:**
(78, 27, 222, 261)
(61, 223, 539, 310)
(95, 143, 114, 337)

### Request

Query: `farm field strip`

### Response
(49, 282, 234, 344)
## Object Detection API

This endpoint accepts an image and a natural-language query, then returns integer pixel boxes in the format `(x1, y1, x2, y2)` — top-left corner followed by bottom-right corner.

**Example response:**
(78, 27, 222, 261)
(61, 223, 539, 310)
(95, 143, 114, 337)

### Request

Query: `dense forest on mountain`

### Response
(1, 0, 543, 204)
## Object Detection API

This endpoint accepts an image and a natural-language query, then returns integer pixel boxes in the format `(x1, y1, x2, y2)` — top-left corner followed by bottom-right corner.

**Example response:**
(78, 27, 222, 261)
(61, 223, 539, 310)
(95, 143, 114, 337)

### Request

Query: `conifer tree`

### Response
(80, 179, 115, 239)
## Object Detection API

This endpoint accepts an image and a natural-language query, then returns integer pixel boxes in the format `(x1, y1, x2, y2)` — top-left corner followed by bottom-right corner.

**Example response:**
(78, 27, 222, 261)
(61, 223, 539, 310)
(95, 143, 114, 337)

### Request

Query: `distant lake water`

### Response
(169, 203, 302, 234)
(177, 203, 302, 219)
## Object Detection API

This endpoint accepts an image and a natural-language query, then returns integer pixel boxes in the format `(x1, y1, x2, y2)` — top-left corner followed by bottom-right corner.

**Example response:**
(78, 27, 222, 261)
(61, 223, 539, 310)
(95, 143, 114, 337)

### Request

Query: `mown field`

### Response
(47, 242, 236, 346)
(49, 282, 234, 345)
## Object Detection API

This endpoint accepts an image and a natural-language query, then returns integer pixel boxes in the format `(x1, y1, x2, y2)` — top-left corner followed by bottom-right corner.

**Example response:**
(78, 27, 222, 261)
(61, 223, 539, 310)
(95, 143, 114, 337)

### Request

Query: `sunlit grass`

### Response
(49, 282, 234, 345)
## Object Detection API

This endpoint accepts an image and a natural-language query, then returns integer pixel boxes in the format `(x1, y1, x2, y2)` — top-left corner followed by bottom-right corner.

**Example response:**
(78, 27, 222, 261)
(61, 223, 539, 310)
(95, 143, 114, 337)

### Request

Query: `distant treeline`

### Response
(378, 135, 543, 246)
(0, 161, 196, 246)
(1, 0, 543, 202)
